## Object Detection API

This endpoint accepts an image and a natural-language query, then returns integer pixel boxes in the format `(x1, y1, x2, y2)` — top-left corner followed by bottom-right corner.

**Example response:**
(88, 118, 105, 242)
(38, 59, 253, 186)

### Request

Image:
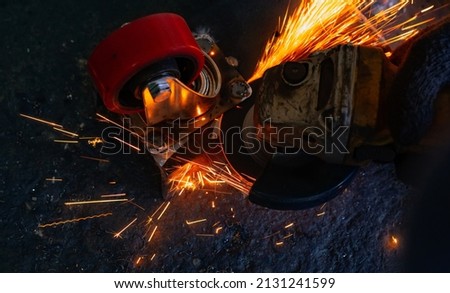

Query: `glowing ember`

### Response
(249, 0, 437, 82)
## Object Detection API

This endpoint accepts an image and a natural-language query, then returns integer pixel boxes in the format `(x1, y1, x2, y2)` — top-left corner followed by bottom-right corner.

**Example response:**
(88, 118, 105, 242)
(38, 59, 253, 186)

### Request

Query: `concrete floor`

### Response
(0, 0, 449, 272)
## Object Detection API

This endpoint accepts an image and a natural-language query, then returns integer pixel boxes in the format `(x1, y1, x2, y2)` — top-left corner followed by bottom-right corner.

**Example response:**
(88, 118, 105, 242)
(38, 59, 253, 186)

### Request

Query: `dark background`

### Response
(1, 0, 449, 272)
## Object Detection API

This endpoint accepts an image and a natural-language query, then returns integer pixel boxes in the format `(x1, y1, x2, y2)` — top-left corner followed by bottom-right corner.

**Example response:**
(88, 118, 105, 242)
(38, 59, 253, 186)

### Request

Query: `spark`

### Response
(100, 193, 127, 198)
(45, 177, 63, 183)
(284, 233, 294, 239)
(249, 0, 439, 82)
(186, 218, 207, 225)
(275, 241, 284, 246)
(421, 5, 434, 13)
(263, 231, 281, 239)
(96, 113, 144, 140)
(215, 227, 223, 234)
(147, 226, 158, 243)
(196, 233, 215, 237)
(127, 199, 146, 211)
(135, 257, 142, 265)
(52, 127, 79, 137)
(114, 218, 138, 238)
(202, 188, 233, 195)
(157, 201, 171, 220)
(38, 212, 112, 228)
(64, 198, 128, 206)
(112, 136, 141, 152)
(54, 139, 78, 144)
(109, 181, 117, 185)
(19, 113, 63, 128)
(317, 211, 326, 217)
(80, 155, 110, 163)
(150, 253, 156, 261)
(401, 18, 436, 31)
(284, 222, 294, 229)
(149, 202, 166, 223)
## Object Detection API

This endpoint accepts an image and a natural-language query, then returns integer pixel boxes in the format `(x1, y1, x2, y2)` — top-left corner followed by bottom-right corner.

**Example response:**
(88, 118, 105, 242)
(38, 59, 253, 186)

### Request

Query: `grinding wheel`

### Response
(219, 80, 358, 210)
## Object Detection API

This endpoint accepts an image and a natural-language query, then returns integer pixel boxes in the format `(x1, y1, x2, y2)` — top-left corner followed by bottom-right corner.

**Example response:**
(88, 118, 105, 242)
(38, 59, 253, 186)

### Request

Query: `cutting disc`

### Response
(220, 80, 358, 210)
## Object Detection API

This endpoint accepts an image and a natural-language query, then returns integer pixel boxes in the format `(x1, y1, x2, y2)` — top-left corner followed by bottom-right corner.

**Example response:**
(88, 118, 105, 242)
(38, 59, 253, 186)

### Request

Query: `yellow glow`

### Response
(391, 236, 399, 245)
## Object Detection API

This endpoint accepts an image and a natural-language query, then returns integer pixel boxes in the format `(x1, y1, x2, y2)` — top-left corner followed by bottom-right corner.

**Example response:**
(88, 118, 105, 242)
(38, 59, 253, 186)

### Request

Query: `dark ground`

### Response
(0, 0, 449, 272)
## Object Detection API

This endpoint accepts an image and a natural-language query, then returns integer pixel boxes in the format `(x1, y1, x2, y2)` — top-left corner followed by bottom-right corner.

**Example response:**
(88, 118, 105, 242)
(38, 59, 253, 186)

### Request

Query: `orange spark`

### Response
(157, 201, 171, 220)
(147, 226, 158, 243)
(284, 222, 294, 229)
(284, 233, 294, 239)
(186, 218, 207, 225)
(79, 155, 110, 163)
(19, 113, 63, 128)
(52, 127, 79, 137)
(249, 0, 439, 82)
(127, 199, 146, 211)
(45, 177, 63, 183)
(64, 198, 128, 206)
(421, 5, 434, 13)
(54, 139, 78, 144)
(100, 193, 127, 198)
(38, 212, 112, 228)
(114, 217, 137, 239)
(112, 136, 141, 152)
(96, 113, 144, 140)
